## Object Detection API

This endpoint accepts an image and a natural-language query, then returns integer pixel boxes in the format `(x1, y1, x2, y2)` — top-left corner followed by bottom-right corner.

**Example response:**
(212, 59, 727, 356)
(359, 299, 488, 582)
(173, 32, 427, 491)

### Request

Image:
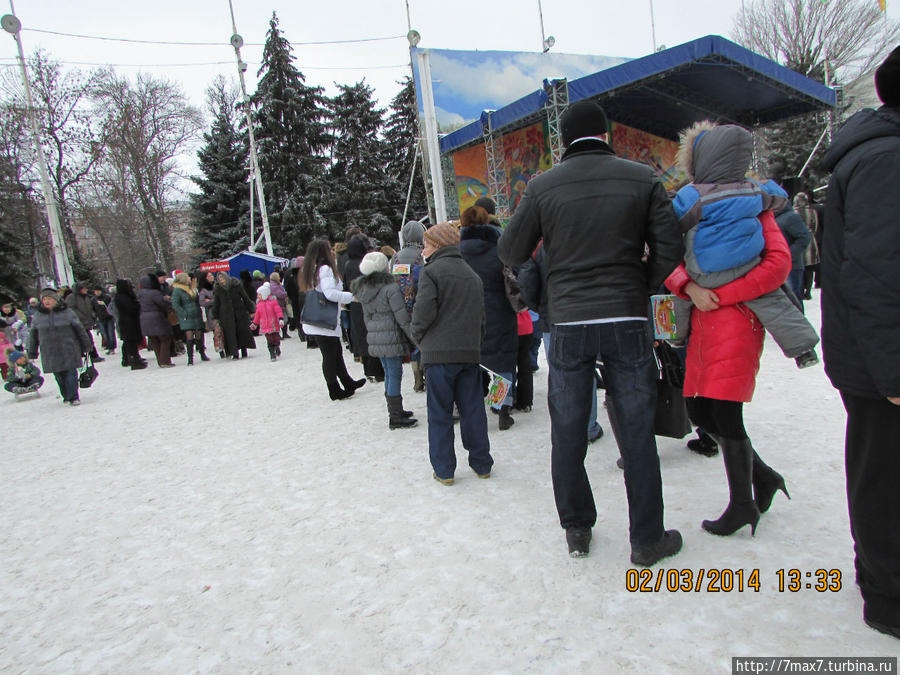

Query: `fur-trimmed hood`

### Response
(350, 271, 395, 304)
(676, 121, 752, 183)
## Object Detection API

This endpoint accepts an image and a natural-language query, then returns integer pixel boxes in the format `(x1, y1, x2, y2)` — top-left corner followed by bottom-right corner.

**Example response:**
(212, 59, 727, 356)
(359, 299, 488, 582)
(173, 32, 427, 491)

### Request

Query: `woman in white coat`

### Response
(300, 239, 366, 400)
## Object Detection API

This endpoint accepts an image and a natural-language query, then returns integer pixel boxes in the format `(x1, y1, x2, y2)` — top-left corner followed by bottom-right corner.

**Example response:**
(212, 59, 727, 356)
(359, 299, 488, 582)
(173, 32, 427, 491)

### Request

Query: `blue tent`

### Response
(224, 251, 290, 279)
(440, 35, 836, 154)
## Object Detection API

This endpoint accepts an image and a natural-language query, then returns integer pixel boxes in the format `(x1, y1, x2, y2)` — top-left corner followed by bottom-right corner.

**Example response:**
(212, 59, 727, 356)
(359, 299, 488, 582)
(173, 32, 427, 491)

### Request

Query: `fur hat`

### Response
(474, 196, 496, 214)
(875, 45, 900, 107)
(424, 223, 460, 250)
(359, 251, 390, 276)
(39, 287, 59, 302)
(173, 271, 191, 286)
(258, 282, 271, 300)
(560, 99, 609, 147)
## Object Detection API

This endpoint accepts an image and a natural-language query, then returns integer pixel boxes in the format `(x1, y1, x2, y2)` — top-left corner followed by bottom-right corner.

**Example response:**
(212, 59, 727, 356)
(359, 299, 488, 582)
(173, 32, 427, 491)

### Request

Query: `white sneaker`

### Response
(70, 399, 81, 406)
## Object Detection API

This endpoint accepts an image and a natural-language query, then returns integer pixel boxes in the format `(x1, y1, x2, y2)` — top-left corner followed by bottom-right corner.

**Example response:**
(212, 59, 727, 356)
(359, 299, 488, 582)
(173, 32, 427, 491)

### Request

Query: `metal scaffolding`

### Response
(544, 78, 569, 166)
(482, 112, 511, 219)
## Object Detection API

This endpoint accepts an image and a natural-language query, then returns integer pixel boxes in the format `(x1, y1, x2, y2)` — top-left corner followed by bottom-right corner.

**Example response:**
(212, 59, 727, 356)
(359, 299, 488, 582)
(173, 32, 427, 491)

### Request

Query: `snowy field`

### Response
(3, 291, 898, 673)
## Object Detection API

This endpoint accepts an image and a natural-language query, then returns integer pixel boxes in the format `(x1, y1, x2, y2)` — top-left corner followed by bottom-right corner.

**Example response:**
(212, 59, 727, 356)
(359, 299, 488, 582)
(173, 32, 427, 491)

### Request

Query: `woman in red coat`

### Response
(666, 212, 792, 536)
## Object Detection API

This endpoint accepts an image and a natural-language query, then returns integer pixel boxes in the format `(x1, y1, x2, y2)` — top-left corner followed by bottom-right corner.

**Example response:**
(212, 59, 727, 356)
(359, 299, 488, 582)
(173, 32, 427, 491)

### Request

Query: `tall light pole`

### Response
(2, 12, 74, 286)
(538, 0, 555, 52)
(226, 0, 273, 256)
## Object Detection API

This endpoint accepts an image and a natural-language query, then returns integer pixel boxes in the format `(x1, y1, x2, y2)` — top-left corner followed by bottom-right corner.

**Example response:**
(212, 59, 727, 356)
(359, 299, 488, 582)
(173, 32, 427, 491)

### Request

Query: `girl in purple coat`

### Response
(268, 272, 291, 340)
(250, 283, 285, 361)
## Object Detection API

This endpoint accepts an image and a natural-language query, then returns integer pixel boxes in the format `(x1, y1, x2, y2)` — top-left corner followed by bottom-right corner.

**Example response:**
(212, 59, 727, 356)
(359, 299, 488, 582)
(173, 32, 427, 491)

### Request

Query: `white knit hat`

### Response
(258, 282, 271, 300)
(359, 252, 390, 276)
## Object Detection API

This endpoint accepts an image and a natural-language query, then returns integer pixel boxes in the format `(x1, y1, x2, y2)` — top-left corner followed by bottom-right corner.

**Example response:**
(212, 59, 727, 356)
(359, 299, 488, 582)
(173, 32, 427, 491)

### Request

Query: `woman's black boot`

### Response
(751, 448, 790, 513)
(702, 437, 761, 536)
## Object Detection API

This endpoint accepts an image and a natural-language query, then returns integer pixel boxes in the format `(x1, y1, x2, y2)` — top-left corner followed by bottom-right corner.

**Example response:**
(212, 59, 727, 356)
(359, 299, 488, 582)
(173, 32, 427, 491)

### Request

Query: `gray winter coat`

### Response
(27, 304, 91, 373)
(66, 286, 97, 330)
(410, 245, 485, 367)
(351, 272, 413, 358)
(137, 275, 173, 337)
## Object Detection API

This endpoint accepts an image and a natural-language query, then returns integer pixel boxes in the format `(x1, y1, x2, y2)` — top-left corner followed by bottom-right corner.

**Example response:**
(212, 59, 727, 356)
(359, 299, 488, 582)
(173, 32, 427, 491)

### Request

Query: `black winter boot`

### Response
(240, 348, 248, 359)
(186, 341, 195, 365)
(751, 448, 790, 513)
(687, 430, 719, 457)
(702, 437, 761, 536)
(282, 325, 291, 338)
(387, 394, 418, 429)
(498, 405, 515, 430)
(130, 355, 148, 370)
(197, 340, 210, 362)
(268, 344, 277, 361)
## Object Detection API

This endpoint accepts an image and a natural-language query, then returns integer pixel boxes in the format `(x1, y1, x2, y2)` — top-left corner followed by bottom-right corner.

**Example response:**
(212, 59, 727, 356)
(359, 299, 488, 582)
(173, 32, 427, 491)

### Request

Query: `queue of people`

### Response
(6, 46, 898, 643)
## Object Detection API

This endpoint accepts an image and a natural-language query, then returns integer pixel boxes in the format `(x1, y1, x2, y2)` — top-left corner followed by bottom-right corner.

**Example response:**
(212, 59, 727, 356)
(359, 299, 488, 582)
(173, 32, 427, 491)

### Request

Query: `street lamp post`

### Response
(2, 12, 74, 287)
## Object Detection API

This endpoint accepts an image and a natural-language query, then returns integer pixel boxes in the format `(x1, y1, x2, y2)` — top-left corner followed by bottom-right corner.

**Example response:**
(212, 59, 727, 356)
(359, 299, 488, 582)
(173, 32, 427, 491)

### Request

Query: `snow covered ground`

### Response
(3, 291, 898, 672)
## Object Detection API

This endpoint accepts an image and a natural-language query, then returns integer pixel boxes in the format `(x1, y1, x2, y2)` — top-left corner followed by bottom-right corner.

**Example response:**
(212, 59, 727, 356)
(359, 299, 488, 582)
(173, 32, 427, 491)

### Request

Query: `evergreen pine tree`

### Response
(0, 159, 37, 301)
(251, 13, 331, 254)
(384, 76, 429, 224)
(191, 81, 250, 261)
(325, 80, 393, 241)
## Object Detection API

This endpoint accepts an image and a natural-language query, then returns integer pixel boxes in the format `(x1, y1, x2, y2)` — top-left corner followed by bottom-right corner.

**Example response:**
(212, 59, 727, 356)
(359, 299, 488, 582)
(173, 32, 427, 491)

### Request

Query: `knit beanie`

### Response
(8, 349, 25, 363)
(560, 99, 609, 147)
(875, 45, 900, 107)
(359, 251, 390, 276)
(400, 220, 426, 246)
(40, 287, 59, 302)
(252, 269, 265, 279)
(474, 196, 496, 215)
(258, 282, 271, 300)
(424, 223, 460, 250)
(174, 271, 190, 286)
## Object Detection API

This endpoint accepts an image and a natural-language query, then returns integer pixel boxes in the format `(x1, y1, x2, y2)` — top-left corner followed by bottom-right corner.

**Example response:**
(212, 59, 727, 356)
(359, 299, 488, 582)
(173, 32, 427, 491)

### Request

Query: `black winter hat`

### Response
(474, 196, 496, 214)
(875, 45, 900, 107)
(561, 99, 609, 147)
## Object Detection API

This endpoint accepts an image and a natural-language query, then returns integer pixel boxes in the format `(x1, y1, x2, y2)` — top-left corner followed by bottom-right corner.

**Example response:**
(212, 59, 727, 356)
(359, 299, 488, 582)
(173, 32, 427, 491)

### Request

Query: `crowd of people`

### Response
(4, 44, 897, 642)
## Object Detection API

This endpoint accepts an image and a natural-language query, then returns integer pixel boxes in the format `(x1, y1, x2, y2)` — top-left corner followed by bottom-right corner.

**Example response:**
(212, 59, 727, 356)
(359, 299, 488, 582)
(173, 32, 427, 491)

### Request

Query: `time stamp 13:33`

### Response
(624, 568, 844, 593)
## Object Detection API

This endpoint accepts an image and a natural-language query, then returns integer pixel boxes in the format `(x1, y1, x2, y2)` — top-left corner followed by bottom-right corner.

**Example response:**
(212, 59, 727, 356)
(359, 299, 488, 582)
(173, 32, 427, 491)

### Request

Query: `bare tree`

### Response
(92, 69, 203, 271)
(733, 0, 900, 81)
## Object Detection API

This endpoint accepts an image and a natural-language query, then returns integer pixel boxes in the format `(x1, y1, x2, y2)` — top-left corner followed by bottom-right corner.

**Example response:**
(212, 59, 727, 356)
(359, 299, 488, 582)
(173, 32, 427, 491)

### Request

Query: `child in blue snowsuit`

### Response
(672, 122, 819, 368)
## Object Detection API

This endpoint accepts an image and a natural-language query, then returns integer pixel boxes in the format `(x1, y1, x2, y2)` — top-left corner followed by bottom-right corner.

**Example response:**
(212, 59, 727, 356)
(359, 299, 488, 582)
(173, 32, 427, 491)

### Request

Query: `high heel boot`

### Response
(702, 437, 761, 536)
(751, 448, 790, 513)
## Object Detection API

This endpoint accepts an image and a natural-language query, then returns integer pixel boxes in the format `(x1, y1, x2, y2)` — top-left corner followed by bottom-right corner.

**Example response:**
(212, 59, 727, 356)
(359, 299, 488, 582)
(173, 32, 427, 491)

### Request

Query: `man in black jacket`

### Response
(821, 45, 900, 640)
(498, 99, 683, 565)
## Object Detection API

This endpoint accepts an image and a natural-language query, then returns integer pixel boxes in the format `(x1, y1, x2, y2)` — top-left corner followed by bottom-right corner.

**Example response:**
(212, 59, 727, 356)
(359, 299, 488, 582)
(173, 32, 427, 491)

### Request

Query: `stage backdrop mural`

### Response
(452, 119, 684, 214)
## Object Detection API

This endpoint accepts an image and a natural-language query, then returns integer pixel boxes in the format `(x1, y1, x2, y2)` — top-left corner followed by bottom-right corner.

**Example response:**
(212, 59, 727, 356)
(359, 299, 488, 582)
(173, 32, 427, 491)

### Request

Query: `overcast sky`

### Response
(3, 0, 896, 187)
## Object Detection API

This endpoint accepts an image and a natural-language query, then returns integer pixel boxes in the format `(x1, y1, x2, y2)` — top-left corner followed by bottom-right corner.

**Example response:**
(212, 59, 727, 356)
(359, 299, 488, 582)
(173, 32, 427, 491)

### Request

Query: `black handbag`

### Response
(300, 288, 339, 330)
(653, 342, 691, 439)
(79, 354, 99, 389)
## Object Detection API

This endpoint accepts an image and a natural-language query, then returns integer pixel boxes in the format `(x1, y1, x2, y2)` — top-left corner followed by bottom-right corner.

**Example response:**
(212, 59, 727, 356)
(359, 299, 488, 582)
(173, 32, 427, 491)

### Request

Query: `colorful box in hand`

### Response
(651, 294, 682, 341)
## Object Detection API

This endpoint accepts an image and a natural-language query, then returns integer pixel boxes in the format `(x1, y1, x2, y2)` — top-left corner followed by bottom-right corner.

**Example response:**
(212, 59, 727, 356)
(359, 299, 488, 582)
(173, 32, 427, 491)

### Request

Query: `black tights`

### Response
(685, 397, 748, 441)
(317, 336, 355, 394)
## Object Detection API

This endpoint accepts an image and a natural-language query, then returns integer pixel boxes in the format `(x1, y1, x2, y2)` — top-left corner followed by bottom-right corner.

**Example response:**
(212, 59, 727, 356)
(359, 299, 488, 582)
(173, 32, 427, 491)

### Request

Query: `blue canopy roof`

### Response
(439, 35, 836, 154)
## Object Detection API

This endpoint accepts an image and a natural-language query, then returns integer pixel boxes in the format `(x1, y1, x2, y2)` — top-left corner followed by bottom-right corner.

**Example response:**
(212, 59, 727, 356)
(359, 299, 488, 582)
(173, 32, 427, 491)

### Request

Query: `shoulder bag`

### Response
(300, 288, 339, 330)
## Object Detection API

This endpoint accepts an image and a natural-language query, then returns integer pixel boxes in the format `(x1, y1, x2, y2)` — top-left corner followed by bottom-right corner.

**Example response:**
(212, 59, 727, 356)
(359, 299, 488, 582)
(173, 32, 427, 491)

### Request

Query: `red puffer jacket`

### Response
(666, 212, 791, 402)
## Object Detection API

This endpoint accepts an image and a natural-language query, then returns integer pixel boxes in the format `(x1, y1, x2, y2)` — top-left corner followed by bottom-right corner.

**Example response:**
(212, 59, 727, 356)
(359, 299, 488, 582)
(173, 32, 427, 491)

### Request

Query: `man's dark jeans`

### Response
(548, 320, 664, 546)
(425, 363, 493, 480)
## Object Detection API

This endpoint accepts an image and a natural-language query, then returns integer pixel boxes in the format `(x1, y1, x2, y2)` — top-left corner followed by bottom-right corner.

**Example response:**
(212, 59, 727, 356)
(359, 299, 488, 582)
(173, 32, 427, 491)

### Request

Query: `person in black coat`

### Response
(113, 279, 147, 370)
(459, 205, 518, 430)
(211, 272, 256, 359)
(820, 46, 900, 640)
(343, 233, 384, 381)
